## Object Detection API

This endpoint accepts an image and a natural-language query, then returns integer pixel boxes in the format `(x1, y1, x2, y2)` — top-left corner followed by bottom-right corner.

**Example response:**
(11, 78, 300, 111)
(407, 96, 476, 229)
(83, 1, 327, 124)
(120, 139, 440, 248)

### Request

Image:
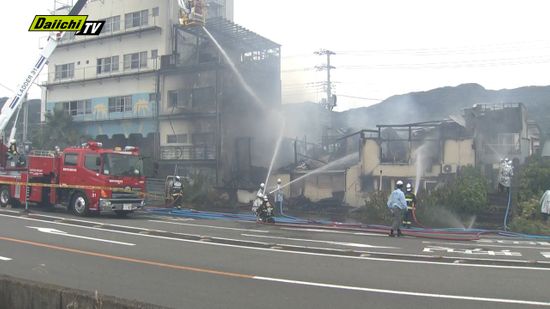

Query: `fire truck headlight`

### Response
(100, 190, 109, 198)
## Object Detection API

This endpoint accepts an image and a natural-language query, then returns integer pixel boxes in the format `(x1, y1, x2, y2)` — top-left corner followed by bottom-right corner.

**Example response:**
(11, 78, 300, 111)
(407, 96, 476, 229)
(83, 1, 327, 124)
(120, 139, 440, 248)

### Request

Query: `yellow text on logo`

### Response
(28, 15, 87, 31)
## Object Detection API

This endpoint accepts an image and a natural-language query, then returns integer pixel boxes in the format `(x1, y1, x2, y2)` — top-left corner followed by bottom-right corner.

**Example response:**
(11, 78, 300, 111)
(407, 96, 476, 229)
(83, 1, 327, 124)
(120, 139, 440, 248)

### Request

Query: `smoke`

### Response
(413, 141, 438, 195)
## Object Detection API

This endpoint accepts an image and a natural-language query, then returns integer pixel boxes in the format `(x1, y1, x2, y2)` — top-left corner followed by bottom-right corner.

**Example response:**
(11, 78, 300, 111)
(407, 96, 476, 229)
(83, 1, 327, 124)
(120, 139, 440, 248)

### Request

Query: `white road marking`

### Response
(148, 220, 269, 233)
(476, 239, 550, 246)
(27, 226, 136, 246)
(541, 252, 550, 259)
(423, 246, 521, 256)
(0, 214, 547, 271)
(253, 276, 550, 307)
(281, 227, 385, 237)
(241, 234, 397, 249)
(424, 241, 544, 250)
(167, 218, 195, 221)
(0, 256, 12, 261)
(0, 209, 21, 214)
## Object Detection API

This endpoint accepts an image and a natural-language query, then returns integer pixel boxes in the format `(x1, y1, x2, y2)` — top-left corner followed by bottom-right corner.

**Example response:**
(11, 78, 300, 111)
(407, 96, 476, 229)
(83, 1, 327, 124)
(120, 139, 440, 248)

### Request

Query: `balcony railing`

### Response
(160, 145, 216, 161)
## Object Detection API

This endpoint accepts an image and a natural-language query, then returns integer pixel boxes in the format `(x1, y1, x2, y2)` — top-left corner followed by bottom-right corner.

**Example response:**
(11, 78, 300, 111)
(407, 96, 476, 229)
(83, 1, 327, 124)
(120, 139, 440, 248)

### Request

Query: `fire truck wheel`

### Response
(0, 186, 10, 208)
(71, 192, 89, 217)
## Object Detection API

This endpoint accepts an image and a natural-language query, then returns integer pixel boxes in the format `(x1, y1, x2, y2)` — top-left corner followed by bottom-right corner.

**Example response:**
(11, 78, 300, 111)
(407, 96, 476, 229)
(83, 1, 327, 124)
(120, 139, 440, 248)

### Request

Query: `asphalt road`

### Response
(1, 207, 550, 308)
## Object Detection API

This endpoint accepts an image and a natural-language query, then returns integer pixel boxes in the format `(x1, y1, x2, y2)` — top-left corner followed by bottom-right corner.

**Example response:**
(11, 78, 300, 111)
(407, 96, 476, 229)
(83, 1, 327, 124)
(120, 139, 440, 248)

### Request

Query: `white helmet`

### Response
(260, 183, 265, 188)
(277, 178, 282, 184)
(406, 183, 412, 192)
(9, 139, 16, 144)
(396, 180, 404, 188)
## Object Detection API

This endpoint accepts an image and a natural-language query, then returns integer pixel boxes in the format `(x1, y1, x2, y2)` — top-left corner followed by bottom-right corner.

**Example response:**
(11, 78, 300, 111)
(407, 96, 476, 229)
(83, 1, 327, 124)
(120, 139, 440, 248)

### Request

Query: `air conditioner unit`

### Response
(442, 164, 458, 174)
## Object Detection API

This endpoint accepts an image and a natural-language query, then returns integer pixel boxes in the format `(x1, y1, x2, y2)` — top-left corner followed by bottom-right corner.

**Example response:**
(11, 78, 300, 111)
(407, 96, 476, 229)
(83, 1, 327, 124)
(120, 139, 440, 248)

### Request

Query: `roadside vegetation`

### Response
(511, 155, 550, 235)
(355, 163, 550, 235)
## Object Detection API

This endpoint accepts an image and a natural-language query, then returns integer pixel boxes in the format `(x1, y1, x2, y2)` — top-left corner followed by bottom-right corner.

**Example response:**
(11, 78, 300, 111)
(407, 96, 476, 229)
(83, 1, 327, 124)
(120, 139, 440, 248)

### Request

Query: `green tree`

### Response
(31, 110, 85, 150)
(517, 155, 550, 202)
(509, 154, 550, 234)
(422, 166, 488, 213)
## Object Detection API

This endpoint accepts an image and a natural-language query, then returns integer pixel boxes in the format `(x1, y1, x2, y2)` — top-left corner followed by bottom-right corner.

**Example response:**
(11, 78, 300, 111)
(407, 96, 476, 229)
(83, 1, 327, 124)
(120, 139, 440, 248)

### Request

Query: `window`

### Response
(54, 63, 74, 80)
(149, 93, 157, 102)
(123, 51, 147, 70)
(64, 153, 78, 166)
(84, 154, 100, 172)
(168, 89, 191, 108)
(151, 49, 158, 59)
(124, 10, 148, 29)
(108, 96, 132, 113)
(152, 7, 159, 17)
(167, 134, 188, 144)
(96, 56, 119, 74)
(62, 100, 91, 116)
(103, 15, 120, 33)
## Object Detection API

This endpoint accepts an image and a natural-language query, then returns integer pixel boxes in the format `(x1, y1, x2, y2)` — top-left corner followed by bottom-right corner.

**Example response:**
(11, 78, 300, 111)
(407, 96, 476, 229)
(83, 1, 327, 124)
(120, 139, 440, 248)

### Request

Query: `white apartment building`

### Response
(43, 0, 281, 184)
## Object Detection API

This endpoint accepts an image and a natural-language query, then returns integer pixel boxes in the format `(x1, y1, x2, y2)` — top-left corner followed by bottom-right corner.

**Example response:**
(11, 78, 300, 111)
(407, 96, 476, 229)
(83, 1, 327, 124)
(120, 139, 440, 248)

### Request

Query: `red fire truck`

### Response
(0, 141, 145, 216)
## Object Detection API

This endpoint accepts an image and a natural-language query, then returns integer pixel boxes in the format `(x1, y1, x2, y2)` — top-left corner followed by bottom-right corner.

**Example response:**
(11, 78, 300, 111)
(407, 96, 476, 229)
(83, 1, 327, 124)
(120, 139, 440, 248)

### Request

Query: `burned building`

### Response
(357, 103, 537, 198)
(158, 18, 281, 184)
(275, 103, 539, 207)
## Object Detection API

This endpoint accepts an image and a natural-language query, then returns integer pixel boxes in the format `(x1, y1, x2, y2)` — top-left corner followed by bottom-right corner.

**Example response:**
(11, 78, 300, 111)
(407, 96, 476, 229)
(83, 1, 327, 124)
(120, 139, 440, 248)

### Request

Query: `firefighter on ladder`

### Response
(403, 183, 417, 228)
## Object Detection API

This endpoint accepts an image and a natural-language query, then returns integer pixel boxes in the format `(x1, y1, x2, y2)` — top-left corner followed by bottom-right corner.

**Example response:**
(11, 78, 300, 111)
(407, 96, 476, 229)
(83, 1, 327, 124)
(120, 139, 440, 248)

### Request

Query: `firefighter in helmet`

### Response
(403, 183, 417, 228)
(7, 139, 18, 160)
(170, 176, 184, 209)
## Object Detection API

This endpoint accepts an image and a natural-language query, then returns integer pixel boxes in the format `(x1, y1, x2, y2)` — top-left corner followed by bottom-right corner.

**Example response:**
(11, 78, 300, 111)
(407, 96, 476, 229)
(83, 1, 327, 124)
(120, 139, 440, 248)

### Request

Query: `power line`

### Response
(336, 94, 383, 101)
(334, 40, 550, 56)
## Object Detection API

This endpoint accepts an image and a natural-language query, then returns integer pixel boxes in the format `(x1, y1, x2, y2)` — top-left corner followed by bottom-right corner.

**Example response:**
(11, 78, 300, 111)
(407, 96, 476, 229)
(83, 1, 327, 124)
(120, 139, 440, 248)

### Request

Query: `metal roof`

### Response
(179, 17, 280, 54)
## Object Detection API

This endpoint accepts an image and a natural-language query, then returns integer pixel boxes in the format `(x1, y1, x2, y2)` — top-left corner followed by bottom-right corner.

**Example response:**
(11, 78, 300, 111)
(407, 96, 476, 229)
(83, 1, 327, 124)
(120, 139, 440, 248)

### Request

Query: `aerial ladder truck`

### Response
(0, 0, 207, 216)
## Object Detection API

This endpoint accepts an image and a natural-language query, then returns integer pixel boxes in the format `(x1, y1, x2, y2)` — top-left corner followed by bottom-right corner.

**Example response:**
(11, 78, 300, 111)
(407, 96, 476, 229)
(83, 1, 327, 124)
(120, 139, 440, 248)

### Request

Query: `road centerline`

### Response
(0, 235, 548, 307)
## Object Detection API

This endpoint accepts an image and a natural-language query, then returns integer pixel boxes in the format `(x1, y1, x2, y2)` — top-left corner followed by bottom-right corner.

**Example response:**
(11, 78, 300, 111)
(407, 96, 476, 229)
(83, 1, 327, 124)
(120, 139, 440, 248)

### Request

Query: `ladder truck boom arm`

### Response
(0, 0, 88, 138)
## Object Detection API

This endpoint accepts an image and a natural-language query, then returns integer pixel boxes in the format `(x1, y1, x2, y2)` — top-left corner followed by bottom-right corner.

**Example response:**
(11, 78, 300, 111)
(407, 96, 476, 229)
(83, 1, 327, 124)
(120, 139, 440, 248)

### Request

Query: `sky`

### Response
(1, 0, 550, 112)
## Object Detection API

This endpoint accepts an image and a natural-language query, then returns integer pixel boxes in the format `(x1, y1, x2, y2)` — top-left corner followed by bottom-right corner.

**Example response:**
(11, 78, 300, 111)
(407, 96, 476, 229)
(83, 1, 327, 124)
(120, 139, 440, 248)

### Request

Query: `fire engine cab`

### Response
(0, 141, 145, 216)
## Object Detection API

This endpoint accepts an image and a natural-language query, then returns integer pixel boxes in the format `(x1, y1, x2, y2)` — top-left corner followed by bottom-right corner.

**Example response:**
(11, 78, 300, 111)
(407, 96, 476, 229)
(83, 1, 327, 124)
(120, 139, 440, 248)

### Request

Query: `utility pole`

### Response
(314, 49, 336, 111)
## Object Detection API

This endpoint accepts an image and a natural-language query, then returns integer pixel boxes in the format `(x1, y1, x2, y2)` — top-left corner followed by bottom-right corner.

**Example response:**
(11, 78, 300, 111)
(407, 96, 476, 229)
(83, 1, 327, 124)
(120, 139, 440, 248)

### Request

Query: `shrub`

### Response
(509, 217, 550, 235)
(418, 166, 488, 214)
(354, 191, 392, 225)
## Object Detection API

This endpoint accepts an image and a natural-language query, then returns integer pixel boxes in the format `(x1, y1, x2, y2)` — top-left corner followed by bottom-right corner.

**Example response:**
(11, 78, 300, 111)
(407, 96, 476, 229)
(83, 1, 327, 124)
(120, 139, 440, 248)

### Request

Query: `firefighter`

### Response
(274, 178, 284, 215)
(257, 183, 265, 197)
(7, 139, 18, 160)
(252, 183, 265, 214)
(170, 176, 184, 209)
(403, 183, 417, 228)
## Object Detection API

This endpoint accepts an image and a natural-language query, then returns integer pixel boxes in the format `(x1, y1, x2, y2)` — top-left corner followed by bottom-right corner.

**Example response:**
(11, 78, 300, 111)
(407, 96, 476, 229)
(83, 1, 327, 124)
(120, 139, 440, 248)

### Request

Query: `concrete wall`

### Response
(0, 275, 169, 309)
(443, 139, 475, 166)
(344, 164, 366, 207)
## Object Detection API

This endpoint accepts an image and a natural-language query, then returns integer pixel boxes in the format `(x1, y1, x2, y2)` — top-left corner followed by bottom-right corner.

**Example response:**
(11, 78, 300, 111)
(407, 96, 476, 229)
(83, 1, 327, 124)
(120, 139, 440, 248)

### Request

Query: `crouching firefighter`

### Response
(251, 183, 265, 214)
(256, 195, 275, 223)
(170, 176, 184, 209)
